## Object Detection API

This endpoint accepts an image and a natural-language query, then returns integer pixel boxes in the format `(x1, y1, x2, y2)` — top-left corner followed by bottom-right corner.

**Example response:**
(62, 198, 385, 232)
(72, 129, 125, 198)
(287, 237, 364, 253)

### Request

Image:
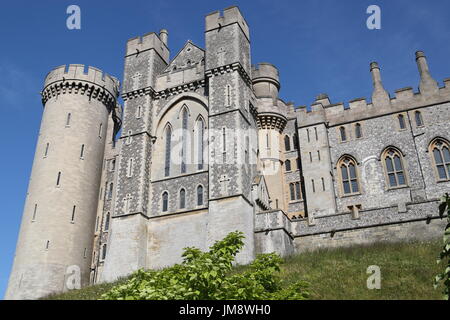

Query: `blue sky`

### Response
(1, 0, 449, 299)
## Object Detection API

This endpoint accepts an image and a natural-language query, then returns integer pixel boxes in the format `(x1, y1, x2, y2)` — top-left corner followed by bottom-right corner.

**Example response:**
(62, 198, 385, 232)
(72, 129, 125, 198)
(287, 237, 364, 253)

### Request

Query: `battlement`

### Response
(205, 6, 250, 40)
(125, 31, 169, 63)
(252, 63, 280, 87)
(44, 64, 119, 96)
(252, 63, 280, 99)
(295, 51, 450, 127)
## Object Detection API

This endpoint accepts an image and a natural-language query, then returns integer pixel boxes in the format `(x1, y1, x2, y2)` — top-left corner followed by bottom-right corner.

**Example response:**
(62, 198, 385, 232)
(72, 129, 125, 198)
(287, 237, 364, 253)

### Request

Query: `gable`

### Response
(164, 41, 205, 73)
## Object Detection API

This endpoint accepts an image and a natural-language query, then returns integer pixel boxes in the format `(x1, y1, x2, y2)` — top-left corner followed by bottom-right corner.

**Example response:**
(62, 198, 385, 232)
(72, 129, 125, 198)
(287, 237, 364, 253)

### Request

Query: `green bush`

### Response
(434, 193, 450, 300)
(101, 231, 309, 300)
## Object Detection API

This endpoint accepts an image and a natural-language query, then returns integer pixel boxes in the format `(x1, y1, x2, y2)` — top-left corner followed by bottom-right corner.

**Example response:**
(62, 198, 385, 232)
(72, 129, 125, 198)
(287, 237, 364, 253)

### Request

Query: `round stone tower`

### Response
(252, 62, 280, 99)
(252, 63, 287, 210)
(5, 64, 119, 300)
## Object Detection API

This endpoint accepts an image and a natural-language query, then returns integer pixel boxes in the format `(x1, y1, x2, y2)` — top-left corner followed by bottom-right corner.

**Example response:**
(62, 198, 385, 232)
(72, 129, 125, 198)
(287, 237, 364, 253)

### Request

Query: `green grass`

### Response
(43, 240, 446, 300)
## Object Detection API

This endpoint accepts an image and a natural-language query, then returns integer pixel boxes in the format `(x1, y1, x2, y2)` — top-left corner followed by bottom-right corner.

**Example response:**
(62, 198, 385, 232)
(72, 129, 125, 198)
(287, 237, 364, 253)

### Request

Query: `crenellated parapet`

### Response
(125, 31, 169, 63)
(295, 51, 450, 127)
(252, 63, 280, 99)
(42, 64, 120, 110)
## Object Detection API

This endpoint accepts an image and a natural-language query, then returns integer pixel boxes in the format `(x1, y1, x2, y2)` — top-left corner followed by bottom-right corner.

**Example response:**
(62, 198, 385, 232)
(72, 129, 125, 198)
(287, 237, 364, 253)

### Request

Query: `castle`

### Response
(5, 6, 450, 300)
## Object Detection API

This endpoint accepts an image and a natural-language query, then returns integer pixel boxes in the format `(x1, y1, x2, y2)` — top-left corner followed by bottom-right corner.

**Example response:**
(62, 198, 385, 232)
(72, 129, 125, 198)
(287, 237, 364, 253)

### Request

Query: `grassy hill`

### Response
(44, 240, 446, 300)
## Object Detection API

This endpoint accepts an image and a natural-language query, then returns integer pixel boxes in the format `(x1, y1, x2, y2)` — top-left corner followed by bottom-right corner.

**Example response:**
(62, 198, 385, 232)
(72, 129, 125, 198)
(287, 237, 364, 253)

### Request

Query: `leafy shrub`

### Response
(434, 193, 450, 300)
(101, 231, 309, 300)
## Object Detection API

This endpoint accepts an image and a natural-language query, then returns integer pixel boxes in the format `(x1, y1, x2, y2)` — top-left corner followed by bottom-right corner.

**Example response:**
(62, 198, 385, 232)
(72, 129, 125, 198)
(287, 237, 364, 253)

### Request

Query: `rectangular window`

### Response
(309, 152, 312, 162)
(307, 129, 310, 143)
(315, 127, 318, 141)
(322, 177, 325, 191)
(71, 206, 76, 222)
(80, 144, 85, 158)
(98, 123, 103, 138)
(317, 150, 321, 161)
(312, 179, 315, 193)
(66, 113, 71, 126)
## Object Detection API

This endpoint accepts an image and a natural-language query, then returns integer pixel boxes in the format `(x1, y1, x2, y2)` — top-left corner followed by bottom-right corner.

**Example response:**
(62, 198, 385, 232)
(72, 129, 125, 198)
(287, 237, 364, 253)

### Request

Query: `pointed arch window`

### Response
(104, 212, 110, 231)
(285, 159, 292, 172)
(162, 192, 169, 212)
(197, 185, 204, 206)
(108, 182, 113, 200)
(284, 135, 291, 151)
(289, 182, 301, 201)
(181, 108, 188, 174)
(179, 189, 186, 209)
(430, 139, 450, 181)
(398, 114, 406, 130)
(101, 244, 107, 260)
(338, 156, 359, 195)
(196, 118, 205, 170)
(289, 183, 295, 201)
(355, 123, 362, 139)
(415, 111, 424, 127)
(293, 133, 299, 149)
(164, 126, 172, 177)
(383, 148, 407, 188)
(339, 127, 347, 142)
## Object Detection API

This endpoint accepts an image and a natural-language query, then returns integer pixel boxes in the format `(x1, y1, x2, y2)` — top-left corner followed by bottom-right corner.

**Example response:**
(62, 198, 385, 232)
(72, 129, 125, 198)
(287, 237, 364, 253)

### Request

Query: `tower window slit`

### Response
(32, 204, 37, 221)
(56, 172, 61, 186)
(71, 205, 76, 222)
(44, 143, 49, 157)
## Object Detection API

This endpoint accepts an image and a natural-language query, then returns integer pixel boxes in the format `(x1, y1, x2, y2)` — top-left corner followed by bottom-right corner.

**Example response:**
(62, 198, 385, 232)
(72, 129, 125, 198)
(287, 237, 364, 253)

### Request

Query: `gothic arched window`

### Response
(338, 156, 359, 195)
(415, 111, 424, 127)
(430, 139, 450, 181)
(108, 183, 113, 199)
(355, 123, 362, 139)
(102, 244, 107, 260)
(398, 114, 406, 130)
(196, 118, 205, 170)
(340, 127, 347, 142)
(179, 189, 186, 209)
(164, 125, 172, 177)
(284, 135, 291, 151)
(289, 183, 295, 201)
(295, 182, 301, 200)
(285, 159, 292, 172)
(383, 148, 407, 188)
(293, 133, 299, 149)
(162, 192, 169, 212)
(181, 108, 188, 174)
(289, 182, 301, 201)
(104, 212, 110, 231)
(197, 185, 204, 206)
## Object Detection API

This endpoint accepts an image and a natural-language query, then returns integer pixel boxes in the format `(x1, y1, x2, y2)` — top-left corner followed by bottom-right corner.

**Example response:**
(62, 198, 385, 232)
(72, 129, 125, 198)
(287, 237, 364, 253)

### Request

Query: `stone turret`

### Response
(252, 63, 280, 100)
(416, 51, 439, 95)
(5, 64, 119, 300)
(370, 62, 390, 107)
